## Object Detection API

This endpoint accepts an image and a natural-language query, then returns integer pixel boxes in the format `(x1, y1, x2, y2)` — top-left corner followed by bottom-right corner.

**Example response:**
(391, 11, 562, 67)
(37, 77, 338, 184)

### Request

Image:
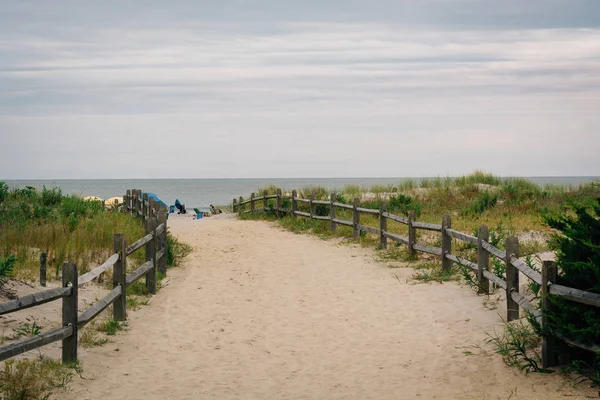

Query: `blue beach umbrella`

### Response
(143, 192, 168, 209)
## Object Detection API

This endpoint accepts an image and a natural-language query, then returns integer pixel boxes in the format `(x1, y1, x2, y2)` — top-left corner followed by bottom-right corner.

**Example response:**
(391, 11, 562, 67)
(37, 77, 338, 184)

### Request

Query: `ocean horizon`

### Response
(4, 176, 599, 209)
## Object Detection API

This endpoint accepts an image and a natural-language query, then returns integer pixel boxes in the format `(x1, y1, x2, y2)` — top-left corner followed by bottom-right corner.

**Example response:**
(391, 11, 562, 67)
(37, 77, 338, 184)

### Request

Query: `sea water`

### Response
(4, 177, 598, 209)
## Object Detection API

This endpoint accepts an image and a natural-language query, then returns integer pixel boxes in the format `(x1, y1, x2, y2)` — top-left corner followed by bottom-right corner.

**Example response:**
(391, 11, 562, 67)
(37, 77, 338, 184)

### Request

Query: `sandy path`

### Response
(64, 217, 593, 400)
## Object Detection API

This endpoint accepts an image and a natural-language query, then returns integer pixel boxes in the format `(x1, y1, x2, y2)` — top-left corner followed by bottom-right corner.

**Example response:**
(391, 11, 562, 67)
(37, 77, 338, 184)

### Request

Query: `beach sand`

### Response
(61, 216, 595, 399)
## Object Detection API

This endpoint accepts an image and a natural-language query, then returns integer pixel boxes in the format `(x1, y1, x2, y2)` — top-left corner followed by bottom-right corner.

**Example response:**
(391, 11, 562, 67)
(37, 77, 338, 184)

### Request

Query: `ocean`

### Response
(4, 177, 599, 210)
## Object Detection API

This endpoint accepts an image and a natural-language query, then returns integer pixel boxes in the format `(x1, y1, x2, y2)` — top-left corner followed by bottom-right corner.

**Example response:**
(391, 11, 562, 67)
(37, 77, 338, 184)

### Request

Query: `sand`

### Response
(61, 216, 595, 400)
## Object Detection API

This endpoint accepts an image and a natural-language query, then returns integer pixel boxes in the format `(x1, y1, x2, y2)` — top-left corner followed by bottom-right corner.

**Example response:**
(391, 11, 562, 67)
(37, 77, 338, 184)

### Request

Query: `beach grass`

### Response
(241, 171, 600, 251)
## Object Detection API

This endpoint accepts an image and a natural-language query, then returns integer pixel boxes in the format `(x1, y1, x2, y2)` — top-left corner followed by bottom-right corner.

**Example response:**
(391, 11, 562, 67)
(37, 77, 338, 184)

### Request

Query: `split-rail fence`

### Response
(0, 189, 168, 364)
(233, 189, 600, 368)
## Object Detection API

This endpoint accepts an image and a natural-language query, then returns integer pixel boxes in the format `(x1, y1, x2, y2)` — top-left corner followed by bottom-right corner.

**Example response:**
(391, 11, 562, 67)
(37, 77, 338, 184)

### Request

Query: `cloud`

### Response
(0, 1, 599, 178)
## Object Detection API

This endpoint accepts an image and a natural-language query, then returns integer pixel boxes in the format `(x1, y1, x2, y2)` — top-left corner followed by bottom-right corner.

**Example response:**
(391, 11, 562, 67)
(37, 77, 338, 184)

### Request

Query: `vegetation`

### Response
(0, 358, 77, 400)
(79, 329, 109, 348)
(486, 320, 548, 374)
(97, 320, 127, 336)
(246, 172, 600, 236)
(0, 183, 144, 280)
(541, 197, 600, 383)
(166, 232, 193, 268)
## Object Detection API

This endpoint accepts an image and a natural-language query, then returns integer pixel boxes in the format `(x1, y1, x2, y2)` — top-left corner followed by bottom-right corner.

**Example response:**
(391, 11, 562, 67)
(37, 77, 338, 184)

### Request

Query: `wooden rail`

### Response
(0, 188, 169, 364)
(233, 188, 600, 368)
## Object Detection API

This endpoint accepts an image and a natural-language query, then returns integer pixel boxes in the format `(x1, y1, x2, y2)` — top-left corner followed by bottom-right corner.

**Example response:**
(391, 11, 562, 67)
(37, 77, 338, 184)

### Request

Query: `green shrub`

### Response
(0, 182, 8, 204)
(0, 255, 15, 288)
(388, 194, 421, 217)
(464, 191, 498, 215)
(40, 187, 62, 207)
(542, 198, 600, 382)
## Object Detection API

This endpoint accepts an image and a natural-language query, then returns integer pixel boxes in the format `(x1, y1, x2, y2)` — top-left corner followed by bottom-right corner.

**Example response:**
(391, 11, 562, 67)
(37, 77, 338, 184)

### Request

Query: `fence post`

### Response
(136, 190, 142, 217)
(238, 196, 243, 215)
(505, 237, 520, 321)
(408, 210, 417, 257)
(276, 189, 282, 218)
(131, 190, 138, 216)
(121, 190, 129, 214)
(380, 202, 387, 249)
(250, 193, 255, 213)
(330, 193, 336, 233)
(158, 206, 168, 276)
(232, 198, 237, 213)
(291, 190, 297, 219)
(441, 214, 452, 271)
(309, 193, 316, 219)
(352, 198, 360, 240)
(263, 190, 268, 211)
(145, 216, 157, 295)
(541, 260, 558, 368)
(39, 252, 47, 287)
(62, 262, 78, 364)
(113, 234, 127, 321)
(477, 225, 490, 294)
(142, 193, 148, 222)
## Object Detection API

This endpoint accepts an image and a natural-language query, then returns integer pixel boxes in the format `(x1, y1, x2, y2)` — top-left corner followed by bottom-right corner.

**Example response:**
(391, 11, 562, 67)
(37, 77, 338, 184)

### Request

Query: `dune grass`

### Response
(241, 171, 600, 253)
(0, 184, 146, 281)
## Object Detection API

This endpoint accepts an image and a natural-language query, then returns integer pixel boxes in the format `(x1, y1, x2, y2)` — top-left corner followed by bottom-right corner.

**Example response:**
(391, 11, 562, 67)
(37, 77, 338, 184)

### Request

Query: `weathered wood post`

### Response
(145, 216, 157, 295)
(379, 200, 387, 249)
(276, 189, 282, 218)
(291, 190, 297, 219)
(250, 193, 255, 213)
(131, 190, 138, 216)
(263, 190, 268, 211)
(352, 198, 360, 240)
(113, 234, 127, 321)
(232, 198, 237, 213)
(330, 193, 336, 233)
(158, 206, 167, 276)
(142, 193, 149, 222)
(39, 252, 47, 287)
(505, 237, 520, 321)
(238, 196, 243, 215)
(477, 225, 490, 294)
(379, 202, 387, 249)
(136, 190, 143, 217)
(309, 193, 316, 219)
(62, 262, 78, 364)
(408, 210, 417, 257)
(124, 190, 131, 214)
(541, 260, 558, 368)
(102, 200, 106, 210)
(441, 215, 452, 271)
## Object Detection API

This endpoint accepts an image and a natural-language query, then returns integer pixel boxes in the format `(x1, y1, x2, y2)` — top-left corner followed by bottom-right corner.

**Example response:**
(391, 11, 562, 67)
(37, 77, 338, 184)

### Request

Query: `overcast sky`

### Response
(1, 0, 599, 179)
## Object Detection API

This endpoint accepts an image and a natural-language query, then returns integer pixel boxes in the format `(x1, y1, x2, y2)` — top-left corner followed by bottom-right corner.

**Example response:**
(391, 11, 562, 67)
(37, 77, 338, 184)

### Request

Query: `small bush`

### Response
(486, 320, 548, 374)
(464, 191, 498, 215)
(0, 182, 8, 204)
(40, 187, 62, 207)
(388, 194, 421, 217)
(0, 358, 74, 400)
(0, 255, 15, 288)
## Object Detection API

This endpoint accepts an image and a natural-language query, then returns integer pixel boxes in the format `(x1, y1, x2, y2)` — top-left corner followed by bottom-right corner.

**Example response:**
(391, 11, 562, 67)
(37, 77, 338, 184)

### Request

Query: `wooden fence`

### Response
(0, 189, 168, 364)
(233, 189, 600, 368)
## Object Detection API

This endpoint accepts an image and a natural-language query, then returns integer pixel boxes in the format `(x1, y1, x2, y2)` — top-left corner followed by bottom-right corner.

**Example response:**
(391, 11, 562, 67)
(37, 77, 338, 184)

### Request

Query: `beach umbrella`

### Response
(144, 192, 167, 208)
(105, 196, 123, 206)
(83, 196, 102, 202)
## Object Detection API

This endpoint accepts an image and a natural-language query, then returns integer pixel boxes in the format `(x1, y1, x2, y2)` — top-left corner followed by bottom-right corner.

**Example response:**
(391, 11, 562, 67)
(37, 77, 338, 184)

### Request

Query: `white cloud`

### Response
(0, 2, 599, 178)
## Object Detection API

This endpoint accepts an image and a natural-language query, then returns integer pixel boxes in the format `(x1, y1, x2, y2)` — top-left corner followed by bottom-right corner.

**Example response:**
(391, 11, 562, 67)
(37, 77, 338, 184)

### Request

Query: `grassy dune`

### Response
(0, 184, 145, 281)
(241, 171, 600, 256)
